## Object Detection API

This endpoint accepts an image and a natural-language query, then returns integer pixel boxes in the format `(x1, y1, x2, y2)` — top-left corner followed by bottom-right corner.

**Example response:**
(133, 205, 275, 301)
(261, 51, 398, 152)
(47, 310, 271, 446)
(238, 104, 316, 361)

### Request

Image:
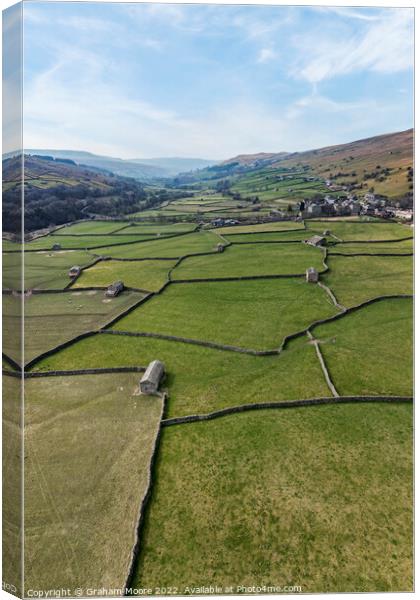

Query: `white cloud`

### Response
(256, 47, 278, 64)
(295, 8, 413, 84)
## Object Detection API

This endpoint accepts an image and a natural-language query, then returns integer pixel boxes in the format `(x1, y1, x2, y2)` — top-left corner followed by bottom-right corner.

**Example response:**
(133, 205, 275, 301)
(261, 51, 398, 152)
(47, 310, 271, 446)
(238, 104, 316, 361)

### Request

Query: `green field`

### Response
(31, 334, 332, 418)
(312, 298, 413, 396)
(3, 290, 144, 364)
(55, 221, 128, 235)
(214, 221, 305, 234)
(224, 229, 309, 243)
(116, 223, 197, 235)
(6, 208, 413, 593)
(113, 279, 338, 350)
(172, 243, 325, 279)
(322, 255, 412, 306)
(24, 373, 163, 595)
(329, 239, 413, 255)
(25, 234, 161, 250)
(8, 250, 97, 291)
(74, 259, 176, 292)
(309, 220, 412, 242)
(96, 231, 222, 259)
(133, 403, 412, 593)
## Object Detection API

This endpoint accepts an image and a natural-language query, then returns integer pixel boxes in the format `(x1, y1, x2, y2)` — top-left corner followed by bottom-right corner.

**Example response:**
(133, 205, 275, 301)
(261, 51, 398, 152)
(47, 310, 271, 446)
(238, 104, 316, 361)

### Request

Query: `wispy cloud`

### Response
(295, 8, 413, 83)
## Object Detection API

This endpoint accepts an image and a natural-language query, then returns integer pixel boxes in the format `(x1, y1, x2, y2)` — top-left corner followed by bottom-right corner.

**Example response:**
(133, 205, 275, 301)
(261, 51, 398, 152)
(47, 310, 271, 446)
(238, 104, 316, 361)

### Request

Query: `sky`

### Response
(4, 1, 415, 159)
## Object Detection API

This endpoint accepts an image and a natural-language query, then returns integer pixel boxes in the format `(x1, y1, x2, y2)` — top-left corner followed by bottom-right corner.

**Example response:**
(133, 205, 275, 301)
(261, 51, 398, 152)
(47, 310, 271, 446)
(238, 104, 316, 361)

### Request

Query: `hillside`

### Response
(275, 129, 414, 199)
(24, 149, 166, 180)
(176, 129, 413, 203)
(2, 154, 149, 232)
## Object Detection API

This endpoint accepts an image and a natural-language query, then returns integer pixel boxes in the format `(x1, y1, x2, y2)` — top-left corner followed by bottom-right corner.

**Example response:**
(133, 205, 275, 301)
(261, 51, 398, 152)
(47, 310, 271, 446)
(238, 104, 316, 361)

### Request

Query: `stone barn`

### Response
(303, 235, 327, 247)
(140, 360, 165, 395)
(52, 243, 61, 251)
(68, 265, 81, 278)
(105, 280, 124, 297)
(217, 243, 225, 253)
(306, 267, 319, 283)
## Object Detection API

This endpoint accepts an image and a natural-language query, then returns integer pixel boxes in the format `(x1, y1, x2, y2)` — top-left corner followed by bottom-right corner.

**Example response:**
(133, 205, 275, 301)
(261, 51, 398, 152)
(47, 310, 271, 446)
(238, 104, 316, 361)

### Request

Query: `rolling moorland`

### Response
(2, 130, 414, 596)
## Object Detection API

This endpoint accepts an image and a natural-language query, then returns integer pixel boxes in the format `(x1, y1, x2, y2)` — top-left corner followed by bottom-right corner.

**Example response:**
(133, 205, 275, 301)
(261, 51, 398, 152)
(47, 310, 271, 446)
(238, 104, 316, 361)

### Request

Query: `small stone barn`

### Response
(306, 267, 319, 283)
(217, 243, 225, 253)
(52, 243, 61, 251)
(105, 280, 124, 297)
(68, 265, 81, 278)
(303, 235, 327, 247)
(140, 360, 165, 395)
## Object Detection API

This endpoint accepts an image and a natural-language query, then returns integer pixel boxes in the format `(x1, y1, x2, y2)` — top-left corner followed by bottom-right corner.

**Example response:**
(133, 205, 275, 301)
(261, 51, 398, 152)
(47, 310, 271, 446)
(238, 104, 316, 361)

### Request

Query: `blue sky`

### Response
(17, 2, 414, 159)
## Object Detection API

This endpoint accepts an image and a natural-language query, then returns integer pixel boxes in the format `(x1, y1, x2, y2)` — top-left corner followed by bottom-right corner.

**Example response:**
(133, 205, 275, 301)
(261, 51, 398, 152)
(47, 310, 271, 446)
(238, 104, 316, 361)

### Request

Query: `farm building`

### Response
(68, 266, 81, 278)
(140, 360, 165, 395)
(105, 280, 124, 297)
(52, 243, 61, 251)
(322, 230, 330, 236)
(217, 243, 225, 253)
(306, 267, 319, 283)
(303, 235, 327, 247)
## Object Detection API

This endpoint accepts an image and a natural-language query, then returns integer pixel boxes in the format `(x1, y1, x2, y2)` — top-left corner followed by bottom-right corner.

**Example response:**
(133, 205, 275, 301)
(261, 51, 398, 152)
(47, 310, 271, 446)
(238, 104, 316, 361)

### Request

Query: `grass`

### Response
(74, 259, 177, 292)
(172, 243, 325, 279)
(24, 373, 163, 595)
(133, 403, 413, 593)
(214, 221, 305, 234)
(329, 239, 413, 255)
(116, 223, 196, 235)
(3, 290, 145, 365)
(54, 221, 128, 235)
(31, 334, 332, 418)
(2, 375, 22, 595)
(322, 255, 412, 306)
(308, 220, 412, 242)
(224, 230, 309, 243)
(25, 234, 160, 250)
(312, 297, 413, 396)
(113, 278, 339, 350)
(96, 231, 222, 259)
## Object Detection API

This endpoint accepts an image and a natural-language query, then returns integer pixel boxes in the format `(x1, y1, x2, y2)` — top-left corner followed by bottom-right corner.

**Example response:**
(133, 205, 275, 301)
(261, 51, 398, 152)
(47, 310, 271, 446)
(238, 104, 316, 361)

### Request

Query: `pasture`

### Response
(31, 334, 332, 418)
(25, 233, 161, 250)
(96, 231, 222, 259)
(134, 403, 412, 593)
(2, 375, 22, 595)
(3, 289, 145, 364)
(74, 259, 176, 292)
(113, 278, 339, 350)
(55, 221, 128, 235)
(312, 297, 413, 396)
(172, 242, 326, 279)
(329, 239, 413, 255)
(214, 221, 305, 234)
(309, 220, 412, 242)
(322, 255, 412, 306)
(24, 373, 163, 595)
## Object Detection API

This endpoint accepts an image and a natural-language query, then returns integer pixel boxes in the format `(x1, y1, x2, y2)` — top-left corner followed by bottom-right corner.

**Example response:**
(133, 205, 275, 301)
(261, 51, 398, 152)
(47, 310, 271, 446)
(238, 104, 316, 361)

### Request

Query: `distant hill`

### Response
(179, 129, 414, 201)
(24, 149, 166, 180)
(3, 154, 149, 232)
(23, 150, 218, 178)
(129, 157, 218, 175)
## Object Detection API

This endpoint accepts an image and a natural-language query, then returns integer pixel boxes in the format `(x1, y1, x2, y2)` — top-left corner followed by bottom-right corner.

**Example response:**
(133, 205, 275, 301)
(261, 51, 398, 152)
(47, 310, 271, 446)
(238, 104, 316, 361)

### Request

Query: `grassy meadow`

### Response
(3, 289, 144, 364)
(74, 259, 176, 292)
(312, 297, 413, 396)
(24, 373, 163, 595)
(134, 403, 413, 593)
(322, 255, 412, 306)
(30, 334, 332, 418)
(172, 243, 325, 279)
(113, 278, 339, 350)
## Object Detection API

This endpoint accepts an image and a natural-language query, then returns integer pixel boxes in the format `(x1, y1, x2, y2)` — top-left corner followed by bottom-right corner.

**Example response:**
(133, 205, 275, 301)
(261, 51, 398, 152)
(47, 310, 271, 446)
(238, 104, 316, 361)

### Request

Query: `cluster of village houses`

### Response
(301, 191, 413, 221)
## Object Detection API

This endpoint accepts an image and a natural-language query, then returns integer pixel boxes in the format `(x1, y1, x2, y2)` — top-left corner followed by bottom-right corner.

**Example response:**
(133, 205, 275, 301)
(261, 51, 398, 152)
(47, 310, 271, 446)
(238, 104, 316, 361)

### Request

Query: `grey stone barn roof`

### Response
(305, 235, 326, 246)
(141, 360, 165, 386)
